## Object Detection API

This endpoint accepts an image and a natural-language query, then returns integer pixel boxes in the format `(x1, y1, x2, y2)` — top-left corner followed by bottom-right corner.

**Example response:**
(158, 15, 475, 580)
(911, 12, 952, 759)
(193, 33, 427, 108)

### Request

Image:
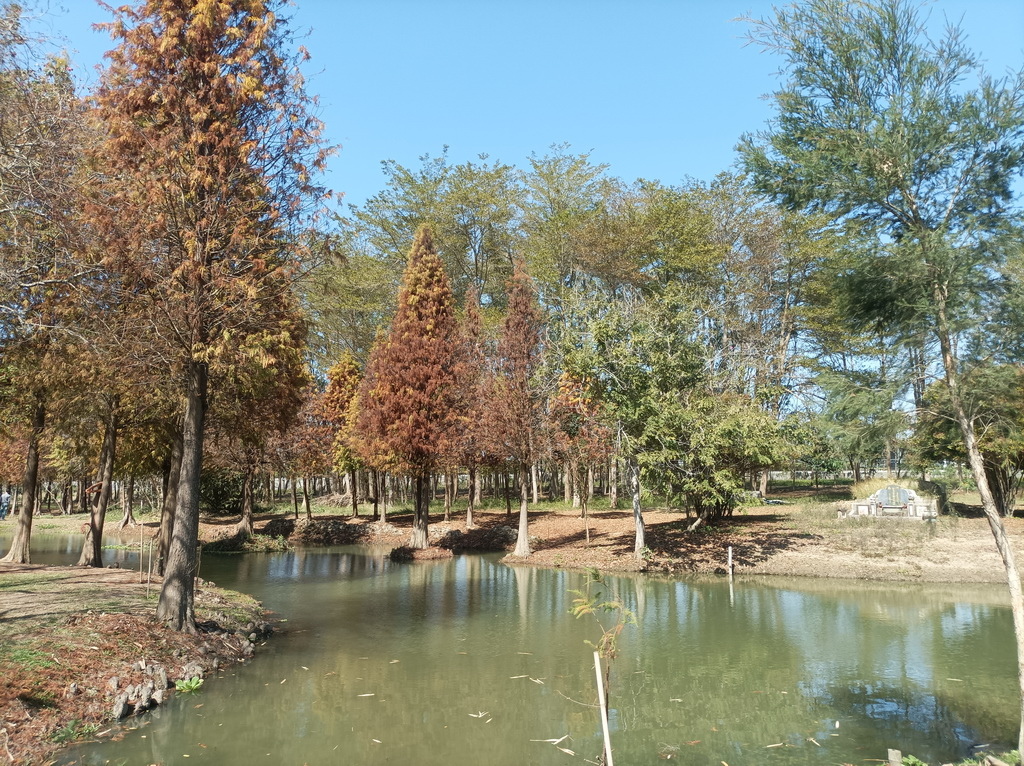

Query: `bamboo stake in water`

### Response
(594, 650, 614, 766)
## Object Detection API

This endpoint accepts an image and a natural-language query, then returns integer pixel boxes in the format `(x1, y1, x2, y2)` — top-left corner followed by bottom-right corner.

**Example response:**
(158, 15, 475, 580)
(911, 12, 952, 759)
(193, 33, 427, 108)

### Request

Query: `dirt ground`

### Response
(0, 561, 268, 766)
(2, 492, 1022, 764)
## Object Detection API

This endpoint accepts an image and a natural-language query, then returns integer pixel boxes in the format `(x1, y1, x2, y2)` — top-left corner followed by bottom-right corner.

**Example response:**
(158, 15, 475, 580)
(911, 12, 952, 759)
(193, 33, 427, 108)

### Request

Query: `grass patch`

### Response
(0, 572, 66, 590)
(2, 647, 57, 670)
(48, 719, 99, 744)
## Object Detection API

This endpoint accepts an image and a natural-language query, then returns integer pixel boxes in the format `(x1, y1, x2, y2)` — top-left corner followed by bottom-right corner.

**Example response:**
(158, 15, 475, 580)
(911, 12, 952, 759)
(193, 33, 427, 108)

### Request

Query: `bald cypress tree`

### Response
(489, 264, 544, 557)
(358, 226, 459, 549)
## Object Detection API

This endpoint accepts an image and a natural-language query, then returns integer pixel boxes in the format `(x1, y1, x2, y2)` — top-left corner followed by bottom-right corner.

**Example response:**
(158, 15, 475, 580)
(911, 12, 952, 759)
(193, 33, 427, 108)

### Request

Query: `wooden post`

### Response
(594, 651, 614, 766)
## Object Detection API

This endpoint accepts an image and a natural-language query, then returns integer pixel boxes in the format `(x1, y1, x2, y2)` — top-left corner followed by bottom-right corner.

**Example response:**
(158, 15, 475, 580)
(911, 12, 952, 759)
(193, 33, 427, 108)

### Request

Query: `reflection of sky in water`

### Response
(8, 534, 1014, 766)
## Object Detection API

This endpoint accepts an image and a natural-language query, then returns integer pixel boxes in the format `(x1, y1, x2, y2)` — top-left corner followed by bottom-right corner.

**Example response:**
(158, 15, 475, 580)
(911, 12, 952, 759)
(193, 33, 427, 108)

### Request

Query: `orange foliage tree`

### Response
(356, 226, 460, 549)
(487, 264, 544, 557)
(321, 351, 363, 517)
(91, 0, 329, 631)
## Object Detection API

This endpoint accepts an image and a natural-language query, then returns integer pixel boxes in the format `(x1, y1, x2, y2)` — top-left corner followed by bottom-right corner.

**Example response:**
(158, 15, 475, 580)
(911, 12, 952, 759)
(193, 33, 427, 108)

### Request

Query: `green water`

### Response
(12, 538, 1016, 766)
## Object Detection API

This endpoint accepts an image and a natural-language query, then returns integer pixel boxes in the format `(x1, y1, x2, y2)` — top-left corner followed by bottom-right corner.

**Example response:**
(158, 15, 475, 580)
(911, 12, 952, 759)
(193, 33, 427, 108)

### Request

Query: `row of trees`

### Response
(0, 0, 329, 634)
(2, 4, 1024, 739)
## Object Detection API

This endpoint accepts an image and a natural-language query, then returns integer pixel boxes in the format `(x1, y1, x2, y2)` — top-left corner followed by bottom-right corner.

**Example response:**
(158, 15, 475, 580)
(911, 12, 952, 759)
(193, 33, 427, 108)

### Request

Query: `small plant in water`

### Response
(568, 569, 635, 766)
(568, 569, 635, 659)
(175, 677, 203, 693)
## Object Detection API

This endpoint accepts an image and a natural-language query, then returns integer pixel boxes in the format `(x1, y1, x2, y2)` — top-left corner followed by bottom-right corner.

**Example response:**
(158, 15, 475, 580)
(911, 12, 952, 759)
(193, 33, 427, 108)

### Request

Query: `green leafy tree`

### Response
(0, 4, 89, 564)
(356, 226, 461, 549)
(739, 0, 1024, 746)
(915, 367, 1024, 517)
(585, 288, 705, 555)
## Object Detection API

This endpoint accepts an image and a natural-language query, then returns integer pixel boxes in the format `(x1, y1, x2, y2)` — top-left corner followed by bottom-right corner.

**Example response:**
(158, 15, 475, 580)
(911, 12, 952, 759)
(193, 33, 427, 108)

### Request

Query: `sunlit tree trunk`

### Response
(466, 465, 477, 529)
(117, 476, 136, 531)
(513, 462, 531, 556)
(409, 473, 429, 549)
(78, 399, 118, 567)
(2, 398, 45, 564)
(157, 361, 207, 634)
(157, 429, 182, 576)
(233, 463, 255, 539)
(629, 458, 645, 557)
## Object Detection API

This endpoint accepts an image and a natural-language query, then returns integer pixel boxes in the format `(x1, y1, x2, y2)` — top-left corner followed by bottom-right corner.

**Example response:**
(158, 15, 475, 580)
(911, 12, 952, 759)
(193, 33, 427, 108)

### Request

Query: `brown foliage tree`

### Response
(321, 351, 363, 516)
(450, 288, 490, 528)
(356, 226, 460, 548)
(488, 263, 544, 556)
(91, 0, 328, 631)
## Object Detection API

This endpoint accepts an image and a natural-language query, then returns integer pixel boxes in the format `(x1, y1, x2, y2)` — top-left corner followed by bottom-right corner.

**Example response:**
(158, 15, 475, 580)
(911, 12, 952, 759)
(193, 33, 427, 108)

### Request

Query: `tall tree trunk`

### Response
(303, 476, 312, 519)
(372, 469, 380, 520)
(117, 475, 136, 531)
(233, 463, 255, 539)
(531, 463, 539, 505)
(60, 480, 71, 515)
(409, 473, 429, 549)
(291, 477, 299, 518)
(466, 464, 477, 529)
(563, 464, 571, 504)
(349, 469, 358, 517)
(504, 472, 511, 516)
(443, 471, 453, 522)
(630, 457, 646, 557)
(382, 472, 390, 524)
(2, 398, 46, 564)
(580, 466, 590, 546)
(936, 303, 1024, 753)
(513, 462, 531, 557)
(157, 361, 207, 634)
(157, 429, 182, 576)
(79, 400, 119, 567)
(609, 454, 618, 509)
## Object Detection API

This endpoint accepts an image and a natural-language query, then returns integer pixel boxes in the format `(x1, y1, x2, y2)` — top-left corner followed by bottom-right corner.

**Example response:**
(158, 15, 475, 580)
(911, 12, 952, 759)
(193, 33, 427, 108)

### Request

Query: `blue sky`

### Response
(46, 0, 1024, 210)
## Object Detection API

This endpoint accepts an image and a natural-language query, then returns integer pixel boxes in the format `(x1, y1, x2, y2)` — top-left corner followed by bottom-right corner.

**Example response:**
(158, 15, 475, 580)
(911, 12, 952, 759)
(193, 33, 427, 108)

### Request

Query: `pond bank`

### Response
(0, 563, 271, 765)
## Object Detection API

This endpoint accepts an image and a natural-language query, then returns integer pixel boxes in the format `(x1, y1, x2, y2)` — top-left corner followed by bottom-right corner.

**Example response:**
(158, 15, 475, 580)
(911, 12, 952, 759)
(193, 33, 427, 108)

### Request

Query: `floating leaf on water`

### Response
(557, 747, 576, 755)
(530, 735, 568, 744)
(669, 698, 682, 702)
(529, 677, 545, 685)
(808, 737, 821, 747)
(766, 743, 784, 748)
(301, 666, 308, 671)
(510, 675, 528, 679)
(389, 660, 400, 664)
(280, 679, 287, 684)
(468, 711, 489, 718)
(517, 652, 533, 655)
(372, 739, 381, 744)
(357, 693, 375, 697)
(947, 677, 964, 682)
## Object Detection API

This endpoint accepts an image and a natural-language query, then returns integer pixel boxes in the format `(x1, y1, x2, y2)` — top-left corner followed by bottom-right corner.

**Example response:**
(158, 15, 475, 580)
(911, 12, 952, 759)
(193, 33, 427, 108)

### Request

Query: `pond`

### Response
(7, 535, 1017, 765)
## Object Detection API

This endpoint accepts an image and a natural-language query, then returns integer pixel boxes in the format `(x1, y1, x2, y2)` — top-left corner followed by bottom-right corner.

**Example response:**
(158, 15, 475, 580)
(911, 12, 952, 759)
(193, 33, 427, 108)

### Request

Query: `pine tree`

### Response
(357, 226, 460, 549)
